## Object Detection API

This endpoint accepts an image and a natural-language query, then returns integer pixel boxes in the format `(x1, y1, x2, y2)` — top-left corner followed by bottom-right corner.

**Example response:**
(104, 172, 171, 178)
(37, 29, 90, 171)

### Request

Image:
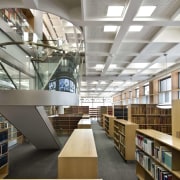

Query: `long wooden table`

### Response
(78, 118, 91, 129)
(58, 129, 98, 179)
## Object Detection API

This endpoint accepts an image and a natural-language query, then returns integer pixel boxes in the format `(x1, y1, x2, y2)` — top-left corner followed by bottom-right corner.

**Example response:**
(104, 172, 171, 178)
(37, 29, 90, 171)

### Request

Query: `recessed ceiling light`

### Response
(136, 6, 156, 17)
(104, 26, 118, 32)
(92, 81, 98, 84)
(95, 64, 104, 69)
(129, 25, 143, 32)
(109, 64, 117, 69)
(107, 6, 124, 17)
(100, 81, 107, 84)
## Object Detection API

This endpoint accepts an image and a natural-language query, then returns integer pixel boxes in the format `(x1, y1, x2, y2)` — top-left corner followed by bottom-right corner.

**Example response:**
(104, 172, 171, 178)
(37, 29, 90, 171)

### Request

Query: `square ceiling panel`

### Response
(124, 27, 161, 42)
(117, 43, 146, 54)
(86, 56, 106, 63)
(86, 26, 116, 41)
(86, 43, 112, 52)
(112, 55, 135, 63)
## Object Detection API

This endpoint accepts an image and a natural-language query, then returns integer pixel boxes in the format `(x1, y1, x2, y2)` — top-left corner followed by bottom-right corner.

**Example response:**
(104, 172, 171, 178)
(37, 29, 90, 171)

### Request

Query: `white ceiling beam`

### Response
(101, 0, 143, 76)
(72, 19, 180, 27)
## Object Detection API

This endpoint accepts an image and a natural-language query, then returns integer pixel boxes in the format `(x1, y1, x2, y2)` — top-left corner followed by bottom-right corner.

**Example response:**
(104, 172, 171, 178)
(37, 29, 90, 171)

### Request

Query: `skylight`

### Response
(129, 25, 143, 32)
(109, 64, 117, 69)
(127, 63, 149, 68)
(100, 81, 107, 84)
(107, 6, 124, 17)
(95, 64, 104, 69)
(136, 6, 156, 17)
(104, 26, 118, 32)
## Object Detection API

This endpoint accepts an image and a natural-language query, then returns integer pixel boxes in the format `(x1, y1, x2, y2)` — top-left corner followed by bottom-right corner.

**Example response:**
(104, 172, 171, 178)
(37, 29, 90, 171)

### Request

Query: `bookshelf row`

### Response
(97, 106, 112, 126)
(136, 129, 180, 180)
(114, 119, 138, 161)
(89, 108, 98, 118)
(0, 129, 8, 179)
(128, 104, 172, 135)
(97, 104, 171, 135)
(49, 114, 83, 135)
(64, 106, 89, 114)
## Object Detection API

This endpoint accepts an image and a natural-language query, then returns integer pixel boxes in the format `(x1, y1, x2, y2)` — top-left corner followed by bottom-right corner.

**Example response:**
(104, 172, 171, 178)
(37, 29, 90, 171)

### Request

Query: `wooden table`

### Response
(58, 129, 98, 179)
(78, 119, 91, 129)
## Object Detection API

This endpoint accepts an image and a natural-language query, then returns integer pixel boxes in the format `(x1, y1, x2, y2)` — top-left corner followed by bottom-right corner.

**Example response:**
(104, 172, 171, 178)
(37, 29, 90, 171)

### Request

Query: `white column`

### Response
(58, 106, 64, 114)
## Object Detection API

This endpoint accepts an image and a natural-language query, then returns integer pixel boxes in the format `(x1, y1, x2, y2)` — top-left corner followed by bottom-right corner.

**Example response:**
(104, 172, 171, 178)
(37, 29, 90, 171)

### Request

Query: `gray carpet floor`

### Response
(6, 120, 137, 179)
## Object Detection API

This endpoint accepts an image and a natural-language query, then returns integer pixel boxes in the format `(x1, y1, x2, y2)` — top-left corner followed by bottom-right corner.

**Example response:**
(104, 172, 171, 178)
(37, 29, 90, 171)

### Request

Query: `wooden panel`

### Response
(114, 119, 138, 160)
(58, 129, 98, 179)
(172, 100, 180, 138)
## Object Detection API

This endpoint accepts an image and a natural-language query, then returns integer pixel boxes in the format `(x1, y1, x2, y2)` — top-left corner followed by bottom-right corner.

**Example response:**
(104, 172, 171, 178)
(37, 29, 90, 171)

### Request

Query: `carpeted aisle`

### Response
(6, 119, 137, 179)
(92, 119, 137, 180)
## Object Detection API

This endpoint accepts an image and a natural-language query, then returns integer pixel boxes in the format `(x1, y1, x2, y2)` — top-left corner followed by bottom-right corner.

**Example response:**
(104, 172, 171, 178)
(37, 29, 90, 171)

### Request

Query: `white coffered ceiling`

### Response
(1, 0, 180, 97)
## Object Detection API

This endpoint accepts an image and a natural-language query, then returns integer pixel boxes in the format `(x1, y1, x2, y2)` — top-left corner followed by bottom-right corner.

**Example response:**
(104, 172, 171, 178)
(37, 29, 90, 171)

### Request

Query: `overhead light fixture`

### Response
(107, 6, 124, 17)
(109, 64, 117, 69)
(157, 54, 172, 109)
(136, 6, 156, 17)
(95, 64, 104, 69)
(100, 81, 107, 84)
(129, 25, 143, 32)
(104, 26, 118, 32)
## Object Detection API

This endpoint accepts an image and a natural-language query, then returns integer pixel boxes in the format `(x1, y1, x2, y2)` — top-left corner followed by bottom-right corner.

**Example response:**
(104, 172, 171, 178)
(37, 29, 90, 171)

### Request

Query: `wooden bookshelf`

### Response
(97, 106, 112, 126)
(135, 129, 180, 180)
(0, 129, 8, 178)
(114, 119, 138, 161)
(64, 106, 89, 114)
(172, 100, 180, 138)
(49, 114, 83, 135)
(58, 129, 98, 179)
(104, 114, 115, 138)
(78, 119, 91, 129)
(113, 105, 128, 120)
(89, 108, 97, 118)
(128, 104, 172, 134)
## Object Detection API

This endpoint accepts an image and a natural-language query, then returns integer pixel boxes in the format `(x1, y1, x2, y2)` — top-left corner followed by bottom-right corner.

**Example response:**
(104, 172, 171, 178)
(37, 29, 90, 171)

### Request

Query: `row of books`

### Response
(0, 131, 8, 142)
(136, 134, 154, 156)
(136, 134, 173, 170)
(130, 105, 171, 115)
(136, 149, 172, 180)
(131, 117, 146, 124)
(0, 143, 8, 155)
(0, 154, 8, 168)
(146, 117, 171, 124)
(151, 162, 172, 180)
(154, 146, 172, 169)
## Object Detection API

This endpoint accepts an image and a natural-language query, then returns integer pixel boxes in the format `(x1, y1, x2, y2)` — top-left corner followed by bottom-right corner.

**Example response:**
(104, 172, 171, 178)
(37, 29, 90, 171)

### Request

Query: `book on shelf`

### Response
(0, 154, 8, 167)
(1, 143, 8, 154)
(143, 138, 154, 156)
(163, 151, 172, 169)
